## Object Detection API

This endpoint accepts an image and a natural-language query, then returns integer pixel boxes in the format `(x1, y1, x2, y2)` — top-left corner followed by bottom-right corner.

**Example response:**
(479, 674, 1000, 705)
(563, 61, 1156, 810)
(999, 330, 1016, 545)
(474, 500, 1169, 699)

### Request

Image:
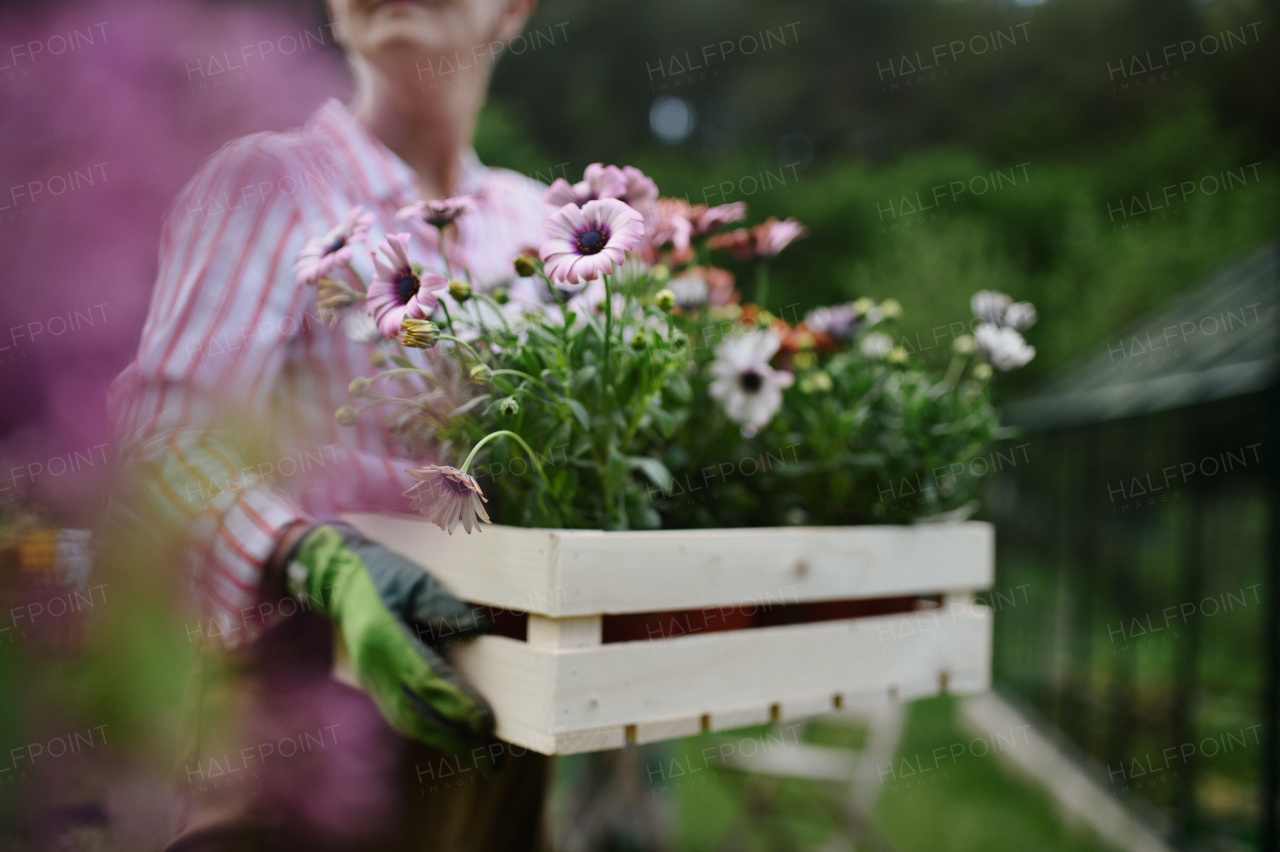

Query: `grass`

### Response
(643, 695, 1120, 852)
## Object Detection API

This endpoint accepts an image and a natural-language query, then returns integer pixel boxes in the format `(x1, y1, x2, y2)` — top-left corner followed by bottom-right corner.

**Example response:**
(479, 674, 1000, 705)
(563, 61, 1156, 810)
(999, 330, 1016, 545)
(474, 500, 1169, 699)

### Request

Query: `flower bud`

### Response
(953, 334, 976, 355)
(498, 397, 520, 418)
(853, 297, 875, 316)
(400, 318, 439, 349)
(630, 332, 648, 350)
(887, 346, 909, 364)
(972, 362, 993, 381)
(348, 377, 372, 397)
(654, 289, 677, 312)
(879, 298, 902, 320)
(513, 254, 538, 277)
(650, 264, 670, 284)
(492, 288, 510, 305)
(335, 406, 359, 427)
(469, 363, 493, 385)
(799, 370, 833, 394)
(448, 279, 472, 302)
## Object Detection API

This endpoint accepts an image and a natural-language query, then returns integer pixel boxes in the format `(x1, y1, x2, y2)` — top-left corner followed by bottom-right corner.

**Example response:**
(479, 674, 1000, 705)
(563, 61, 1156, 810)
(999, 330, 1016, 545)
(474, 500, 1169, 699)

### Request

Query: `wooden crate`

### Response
(343, 514, 994, 755)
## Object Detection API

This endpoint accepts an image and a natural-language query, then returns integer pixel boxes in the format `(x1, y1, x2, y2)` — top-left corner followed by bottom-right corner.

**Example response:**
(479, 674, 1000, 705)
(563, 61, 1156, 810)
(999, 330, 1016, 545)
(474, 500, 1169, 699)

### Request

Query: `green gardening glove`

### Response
(284, 522, 495, 755)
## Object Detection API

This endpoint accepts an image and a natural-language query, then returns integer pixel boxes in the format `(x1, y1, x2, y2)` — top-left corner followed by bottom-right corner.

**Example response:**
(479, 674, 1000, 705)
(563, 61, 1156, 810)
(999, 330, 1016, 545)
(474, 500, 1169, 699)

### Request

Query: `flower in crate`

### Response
(294, 206, 374, 286)
(544, 162, 627, 207)
(804, 303, 862, 341)
(367, 234, 448, 340)
(859, 331, 894, 359)
(540, 199, 645, 286)
(709, 330, 794, 434)
(620, 165, 658, 217)
(396, 195, 474, 228)
(708, 217, 807, 261)
(667, 266, 738, 310)
(692, 202, 747, 238)
(403, 465, 491, 534)
(974, 323, 1036, 371)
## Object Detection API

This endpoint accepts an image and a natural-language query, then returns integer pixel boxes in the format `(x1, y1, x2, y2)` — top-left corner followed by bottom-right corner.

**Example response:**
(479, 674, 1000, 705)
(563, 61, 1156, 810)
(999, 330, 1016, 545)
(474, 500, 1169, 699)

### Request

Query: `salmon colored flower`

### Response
(540, 199, 645, 286)
(709, 216, 807, 260)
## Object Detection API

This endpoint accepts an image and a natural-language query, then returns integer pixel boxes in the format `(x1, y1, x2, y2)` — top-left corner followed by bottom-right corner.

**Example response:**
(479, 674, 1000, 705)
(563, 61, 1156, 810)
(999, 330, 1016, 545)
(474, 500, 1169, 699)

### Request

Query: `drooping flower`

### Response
(403, 465, 491, 534)
(540, 199, 645, 286)
(396, 196, 474, 228)
(315, 278, 360, 328)
(709, 331, 794, 434)
(708, 217, 807, 261)
(544, 163, 628, 208)
(974, 323, 1036, 371)
(293, 206, 374, 286)
(366, 234, 448, 340)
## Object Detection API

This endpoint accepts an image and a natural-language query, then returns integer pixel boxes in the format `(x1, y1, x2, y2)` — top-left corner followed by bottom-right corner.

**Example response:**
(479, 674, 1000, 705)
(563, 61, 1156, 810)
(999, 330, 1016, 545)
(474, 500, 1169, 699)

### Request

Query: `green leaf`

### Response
(605, 451, 628, 494)
(565, 399, 590, 431)
(390, 354, 413, 369)
(625, 455, 673, 493)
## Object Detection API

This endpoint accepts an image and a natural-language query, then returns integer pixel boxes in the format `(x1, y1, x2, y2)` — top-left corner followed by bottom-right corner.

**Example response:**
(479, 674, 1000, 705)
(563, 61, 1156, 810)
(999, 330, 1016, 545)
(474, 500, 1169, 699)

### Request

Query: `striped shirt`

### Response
(109, 99, 551, 647)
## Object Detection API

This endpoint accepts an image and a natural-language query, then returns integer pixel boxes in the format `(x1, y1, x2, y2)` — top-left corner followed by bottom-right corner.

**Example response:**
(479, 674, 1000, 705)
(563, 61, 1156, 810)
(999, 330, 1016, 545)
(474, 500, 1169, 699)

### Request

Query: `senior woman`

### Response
(110, 0, 552, 849)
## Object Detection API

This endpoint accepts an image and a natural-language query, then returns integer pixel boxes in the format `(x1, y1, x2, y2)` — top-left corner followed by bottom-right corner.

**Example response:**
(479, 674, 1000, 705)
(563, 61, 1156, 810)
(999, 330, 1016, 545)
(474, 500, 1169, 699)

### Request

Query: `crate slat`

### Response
(343, 514, 994, 616)
(452, 606, 990, 754)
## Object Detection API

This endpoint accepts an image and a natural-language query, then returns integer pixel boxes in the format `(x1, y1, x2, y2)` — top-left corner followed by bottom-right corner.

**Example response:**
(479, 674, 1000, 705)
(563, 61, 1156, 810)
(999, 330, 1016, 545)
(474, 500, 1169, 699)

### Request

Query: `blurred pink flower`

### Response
(367, 234, 447, 339)
(540, 199, 645, 286)
(396, 195, 474, 228)
(709, 216, 807, 260)
(294, 206, 374, 286)
(543, 162, 627, 207)
(693, 202, 747, 238)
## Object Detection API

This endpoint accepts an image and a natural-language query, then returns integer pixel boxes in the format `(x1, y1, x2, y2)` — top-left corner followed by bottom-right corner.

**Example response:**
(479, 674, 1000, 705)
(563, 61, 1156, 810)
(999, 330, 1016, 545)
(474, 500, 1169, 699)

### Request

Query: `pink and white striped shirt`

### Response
(109, 99, 551, 647)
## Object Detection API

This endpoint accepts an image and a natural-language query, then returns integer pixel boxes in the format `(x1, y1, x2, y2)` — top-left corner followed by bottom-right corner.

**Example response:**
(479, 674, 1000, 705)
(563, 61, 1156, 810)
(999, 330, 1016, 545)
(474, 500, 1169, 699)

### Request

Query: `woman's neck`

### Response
(350, 63, 488, 200)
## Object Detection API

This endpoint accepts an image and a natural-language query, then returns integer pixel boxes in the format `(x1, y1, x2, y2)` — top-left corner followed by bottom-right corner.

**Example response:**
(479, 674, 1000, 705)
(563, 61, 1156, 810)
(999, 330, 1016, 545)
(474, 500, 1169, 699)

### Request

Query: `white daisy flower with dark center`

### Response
(709, 331, 794, 435)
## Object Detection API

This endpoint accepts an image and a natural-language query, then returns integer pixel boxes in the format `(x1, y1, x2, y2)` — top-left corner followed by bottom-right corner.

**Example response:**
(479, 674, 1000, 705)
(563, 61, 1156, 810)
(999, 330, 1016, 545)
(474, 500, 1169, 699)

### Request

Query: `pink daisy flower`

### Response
(366, 233, 448, 340)
(692, 202, 747, 238)
(403, 465, 491, 534)
(396, 195, 474, 228)
(293, 206, 374, 286)
(544, 163, 627, 208)
(752, 217, 808, 257)
(539, 199, 645, 286)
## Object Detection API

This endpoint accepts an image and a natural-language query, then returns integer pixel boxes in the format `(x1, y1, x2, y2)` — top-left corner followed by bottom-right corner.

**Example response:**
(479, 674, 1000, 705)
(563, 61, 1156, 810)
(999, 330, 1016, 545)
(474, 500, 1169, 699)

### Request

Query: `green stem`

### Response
(474, 292, 513, 334)
(439, 300, 457, 337)
(602, 273, 614, 388)
(943, 353, 969, 388)
(460, 430, 550, 487)
(437, 334, 482, 362)
(371, 367, 430, 382)
(754, 263, 770, 309)
(490, 368, 551, 389)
